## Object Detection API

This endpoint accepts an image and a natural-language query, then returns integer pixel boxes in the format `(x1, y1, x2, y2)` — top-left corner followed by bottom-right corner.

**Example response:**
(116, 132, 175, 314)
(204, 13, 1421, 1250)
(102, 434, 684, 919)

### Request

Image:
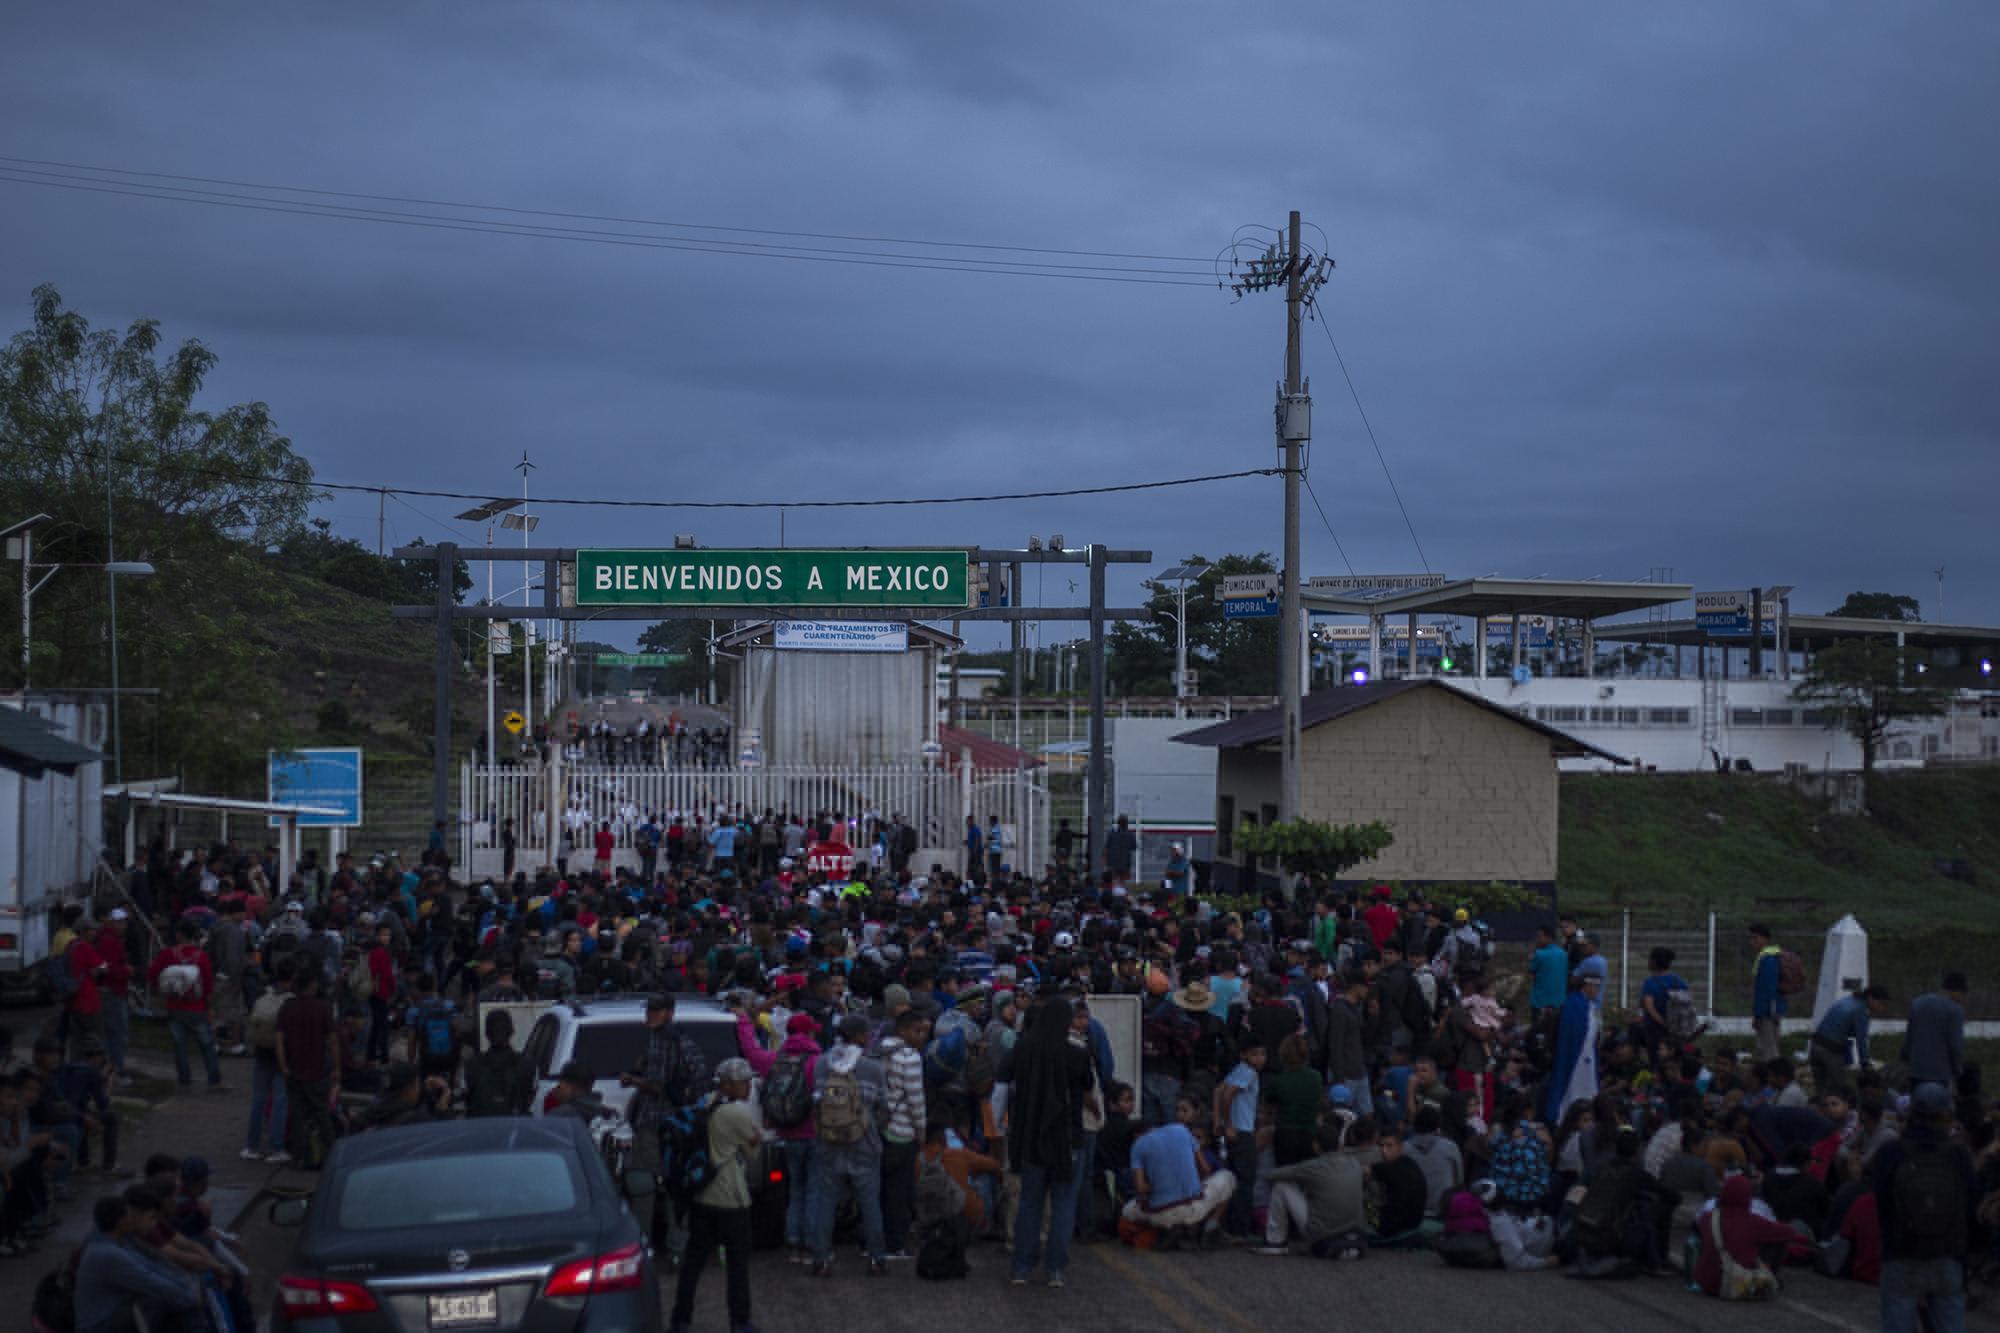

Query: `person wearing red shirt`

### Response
(65, 932, 105, 1057)
(1363, 887, 1401, 950)
(94, 911, 134, 1081)
(593, 821, 616, 872)
(145, 921, 224, 1091)
(365, 924, 398, 1064)
(1693, 1175, 1800, 1297)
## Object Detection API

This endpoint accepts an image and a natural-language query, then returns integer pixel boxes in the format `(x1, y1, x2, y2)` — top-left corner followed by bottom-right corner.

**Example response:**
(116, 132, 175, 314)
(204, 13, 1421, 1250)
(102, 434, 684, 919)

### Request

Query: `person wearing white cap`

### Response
(94, 909, 135, 1080)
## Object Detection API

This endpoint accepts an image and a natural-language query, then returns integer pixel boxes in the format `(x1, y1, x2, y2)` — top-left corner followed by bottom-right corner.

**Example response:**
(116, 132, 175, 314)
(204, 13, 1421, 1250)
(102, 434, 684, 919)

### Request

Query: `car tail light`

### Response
(277, 1275, 379, 1315)
(0, 933, 17, 951)
(544, 1242, 645, 1296)
(768, 1168, 785, 1183)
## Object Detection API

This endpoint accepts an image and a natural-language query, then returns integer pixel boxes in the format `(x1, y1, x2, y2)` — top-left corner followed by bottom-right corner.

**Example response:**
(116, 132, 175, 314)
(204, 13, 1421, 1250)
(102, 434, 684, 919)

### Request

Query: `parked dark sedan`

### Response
(270, 1116, 662, 1333)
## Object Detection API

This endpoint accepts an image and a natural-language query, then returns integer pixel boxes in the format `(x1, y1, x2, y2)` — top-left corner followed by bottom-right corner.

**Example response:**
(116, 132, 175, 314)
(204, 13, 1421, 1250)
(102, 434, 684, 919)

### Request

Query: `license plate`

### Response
(428, 1289, 499, 1328)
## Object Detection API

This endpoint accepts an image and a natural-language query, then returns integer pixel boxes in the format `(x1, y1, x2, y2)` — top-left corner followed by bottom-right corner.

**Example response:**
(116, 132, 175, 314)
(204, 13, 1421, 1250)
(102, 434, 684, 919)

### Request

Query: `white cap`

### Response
(1053, 931, 1075, 950)
(109, 908, 129, 921)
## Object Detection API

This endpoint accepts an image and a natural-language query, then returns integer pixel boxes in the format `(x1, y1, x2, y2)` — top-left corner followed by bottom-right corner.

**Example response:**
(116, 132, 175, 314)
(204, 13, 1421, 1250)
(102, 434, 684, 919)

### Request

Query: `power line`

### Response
(1307, 295, 1431, 573)
(0, 164, 1213, 280)
(1301, 474, 1356, 577)
(0, 165, 1217, 287)
(0, 153, 1217, 264)
(6, 435, 1277, 510)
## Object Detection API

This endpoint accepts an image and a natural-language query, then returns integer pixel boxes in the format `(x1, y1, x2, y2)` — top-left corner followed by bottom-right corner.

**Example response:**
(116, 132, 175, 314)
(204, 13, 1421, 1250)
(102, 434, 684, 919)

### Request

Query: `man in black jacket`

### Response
(1871, 1083, 1975, 1332)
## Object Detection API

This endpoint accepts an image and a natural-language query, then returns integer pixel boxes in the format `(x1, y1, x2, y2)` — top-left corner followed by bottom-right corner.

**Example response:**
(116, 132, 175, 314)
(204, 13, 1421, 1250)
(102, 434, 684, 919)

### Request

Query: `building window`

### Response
(1762, 708, 1794, 727)
(1800, 709, 1832, 727)
(1731, 708, 1763, 727)
(1216, 795, 1235, 858)
(1644, 707, 1691, 726)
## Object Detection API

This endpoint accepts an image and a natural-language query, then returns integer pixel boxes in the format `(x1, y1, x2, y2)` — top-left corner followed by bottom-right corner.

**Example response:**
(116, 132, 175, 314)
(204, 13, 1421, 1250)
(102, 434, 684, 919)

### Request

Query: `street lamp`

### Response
(455, 498, 523, 770)
(1149, 561, 1209, 719)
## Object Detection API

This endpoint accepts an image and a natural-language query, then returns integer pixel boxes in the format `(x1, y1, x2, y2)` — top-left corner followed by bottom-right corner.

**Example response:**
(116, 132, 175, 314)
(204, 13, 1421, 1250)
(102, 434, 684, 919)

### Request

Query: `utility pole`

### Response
(377, 489, 386, 557)
(516, 452, 535, 741)
(1278, 210, 1307, 824)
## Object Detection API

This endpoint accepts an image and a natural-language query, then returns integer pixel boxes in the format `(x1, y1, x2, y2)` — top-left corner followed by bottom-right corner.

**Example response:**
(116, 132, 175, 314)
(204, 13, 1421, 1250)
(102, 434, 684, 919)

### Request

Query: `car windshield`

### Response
(336, 1150, 581, 1230)
(571, 1020, 737, 1086)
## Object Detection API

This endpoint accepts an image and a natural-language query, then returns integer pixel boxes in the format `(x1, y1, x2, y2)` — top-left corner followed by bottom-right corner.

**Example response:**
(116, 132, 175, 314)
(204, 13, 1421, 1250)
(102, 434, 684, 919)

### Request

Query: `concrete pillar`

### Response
(1368, 614, 1382, 680)
(1475, 617, 1488, 680)
(1511, 613, 1524, 674)
(1407, 612, 1420, 678)
(1584, 621, 1595, 678)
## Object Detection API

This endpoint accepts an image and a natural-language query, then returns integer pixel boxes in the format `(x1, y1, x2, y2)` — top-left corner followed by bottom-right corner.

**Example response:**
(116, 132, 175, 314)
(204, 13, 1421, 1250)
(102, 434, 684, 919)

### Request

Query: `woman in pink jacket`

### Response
(738, 1011, 822, 1261)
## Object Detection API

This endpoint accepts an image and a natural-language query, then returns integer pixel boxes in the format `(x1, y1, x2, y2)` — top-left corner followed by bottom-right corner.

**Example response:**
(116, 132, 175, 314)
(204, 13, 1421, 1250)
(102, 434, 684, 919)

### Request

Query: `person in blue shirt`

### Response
(707, 819, 737, 868)
(1528, 926, 1569, 1016)
(1637, 947, 1690, 1063)
(1122, 1094, 1234, 1243)
(1749, 923, 1785, 1062)
(1570, 933, 1608, 1005)
(1213, 1036, 1266, 1240)
(1810, 983, 1887, 1093)
(963, 817, 984, 878)
(76, 1190, 202, 1333)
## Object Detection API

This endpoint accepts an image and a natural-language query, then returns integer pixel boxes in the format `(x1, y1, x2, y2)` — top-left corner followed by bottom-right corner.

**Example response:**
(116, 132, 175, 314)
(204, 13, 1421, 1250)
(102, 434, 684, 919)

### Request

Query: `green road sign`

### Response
(595, 652, 686, 667)
(575, 549, 971, 608)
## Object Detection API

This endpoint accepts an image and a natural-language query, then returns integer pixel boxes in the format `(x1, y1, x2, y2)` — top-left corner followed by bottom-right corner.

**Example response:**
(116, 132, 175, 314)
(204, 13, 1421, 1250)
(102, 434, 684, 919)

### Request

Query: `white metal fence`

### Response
(460, 756, 1048, 881)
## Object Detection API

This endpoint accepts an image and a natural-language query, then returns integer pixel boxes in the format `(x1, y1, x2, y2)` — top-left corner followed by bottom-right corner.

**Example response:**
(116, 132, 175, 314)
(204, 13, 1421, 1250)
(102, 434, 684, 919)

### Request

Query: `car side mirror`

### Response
(269, 1196, 310, 1227)
(623, 1170, 657, 1200)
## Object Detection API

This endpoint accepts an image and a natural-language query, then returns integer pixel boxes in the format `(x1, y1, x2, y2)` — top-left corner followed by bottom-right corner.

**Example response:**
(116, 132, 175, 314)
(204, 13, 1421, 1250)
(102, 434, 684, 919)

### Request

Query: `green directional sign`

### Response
(575, 549, 971, 608)
(595, 652, 686, 667)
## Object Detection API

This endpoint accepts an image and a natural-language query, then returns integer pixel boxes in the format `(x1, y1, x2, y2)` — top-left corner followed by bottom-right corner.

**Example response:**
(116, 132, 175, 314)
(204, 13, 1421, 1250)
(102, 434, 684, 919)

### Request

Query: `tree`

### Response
(1104, 552, 1281, 697)
(1828, 591, 1921, 621)
(635, 619, 725, 699)
(1233, 817, 1394, 883)
(1792, 639, 1945, 784)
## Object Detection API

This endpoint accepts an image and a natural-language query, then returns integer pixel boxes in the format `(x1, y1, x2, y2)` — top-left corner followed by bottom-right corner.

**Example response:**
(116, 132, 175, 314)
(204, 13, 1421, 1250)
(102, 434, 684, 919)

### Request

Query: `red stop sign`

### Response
(806, 840, 854, 882)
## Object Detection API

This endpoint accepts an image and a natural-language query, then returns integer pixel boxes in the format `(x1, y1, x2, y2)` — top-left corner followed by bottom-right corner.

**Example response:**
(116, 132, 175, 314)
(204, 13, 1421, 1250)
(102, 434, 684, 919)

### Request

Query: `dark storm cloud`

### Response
(2, 0, 1997, 637)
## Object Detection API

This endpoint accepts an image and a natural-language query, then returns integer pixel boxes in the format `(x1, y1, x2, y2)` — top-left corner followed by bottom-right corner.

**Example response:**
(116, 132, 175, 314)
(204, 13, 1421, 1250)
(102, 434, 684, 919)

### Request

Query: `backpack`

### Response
(816, 1060, 866, 1146)
(960, 1037, 996, 1098)
(417, 1000, 456, 1060)
(247, 990, 289, 1052)
(660, 1101, 719, 1202)
(662, 1031, 706, 1109)
(465, 1047, 520, 1118)
(1775, 950, 1808, 997)
(44, 941, 81, 1002)
(157, 955, 203, 999)
(913, 1154, 967, 1225)
(1572, 1161, 1642, 1255)
(346, 955, 376, 1001)
(1141, 1007, 1196, 1064)
(761, 1053, 814, 1128)
(1664, 987, 1702, 1042)
(1890, 1142, 1968, 1260)
(1487, 1129, 1551, 1206)
(916, 1219, 970, 1280)
(1707, 1209, 1779, 1300)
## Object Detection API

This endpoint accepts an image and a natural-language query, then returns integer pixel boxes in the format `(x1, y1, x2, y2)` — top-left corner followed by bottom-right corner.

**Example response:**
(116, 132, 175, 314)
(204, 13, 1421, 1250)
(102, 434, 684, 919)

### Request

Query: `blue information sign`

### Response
(268, 748, 364, 827)
(1222, 596, 1279, 620)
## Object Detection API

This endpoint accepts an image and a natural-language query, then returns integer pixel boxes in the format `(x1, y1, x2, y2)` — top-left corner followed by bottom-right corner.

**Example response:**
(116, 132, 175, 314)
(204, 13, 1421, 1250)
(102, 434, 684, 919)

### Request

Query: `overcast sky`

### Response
(4, 1, 1996, 648)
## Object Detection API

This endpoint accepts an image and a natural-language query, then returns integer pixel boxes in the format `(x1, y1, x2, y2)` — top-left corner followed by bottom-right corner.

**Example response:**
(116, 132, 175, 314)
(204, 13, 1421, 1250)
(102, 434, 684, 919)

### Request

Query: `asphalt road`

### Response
(233, 1212, 1999, 1333)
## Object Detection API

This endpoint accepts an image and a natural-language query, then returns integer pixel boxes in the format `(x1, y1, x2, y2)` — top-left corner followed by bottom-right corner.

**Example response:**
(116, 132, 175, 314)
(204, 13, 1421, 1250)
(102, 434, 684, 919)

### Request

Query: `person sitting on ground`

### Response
(1404, 1105, 1464, 1217)
(74, 1190, 202, 1333)
(1254, 1115, 1381, 1259)
(1693, 1175, 1798, 1298)
(1367, 1127, 1432, 1247)
(1121, 1093, 1235, 1250)
(354, 1062, 448, 1130)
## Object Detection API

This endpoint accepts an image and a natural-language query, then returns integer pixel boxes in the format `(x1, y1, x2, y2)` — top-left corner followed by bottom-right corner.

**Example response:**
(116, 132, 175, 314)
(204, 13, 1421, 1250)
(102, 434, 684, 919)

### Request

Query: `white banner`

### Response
(773, 621, 909, 652)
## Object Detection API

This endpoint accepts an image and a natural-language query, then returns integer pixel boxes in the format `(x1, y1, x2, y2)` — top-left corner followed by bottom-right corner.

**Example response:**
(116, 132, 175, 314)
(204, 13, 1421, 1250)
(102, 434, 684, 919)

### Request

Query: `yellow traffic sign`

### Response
(502, 710, 526, 736)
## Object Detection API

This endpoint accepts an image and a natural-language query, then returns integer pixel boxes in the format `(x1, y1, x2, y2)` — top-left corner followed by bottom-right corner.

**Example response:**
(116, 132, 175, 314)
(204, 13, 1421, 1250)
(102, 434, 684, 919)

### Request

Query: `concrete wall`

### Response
(1212, 688, 1558, 885)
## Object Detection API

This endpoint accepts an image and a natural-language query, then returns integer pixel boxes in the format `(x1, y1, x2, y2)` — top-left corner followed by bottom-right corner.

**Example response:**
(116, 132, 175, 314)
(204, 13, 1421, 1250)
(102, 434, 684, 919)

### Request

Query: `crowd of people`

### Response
(16, 818, 2000, 1332)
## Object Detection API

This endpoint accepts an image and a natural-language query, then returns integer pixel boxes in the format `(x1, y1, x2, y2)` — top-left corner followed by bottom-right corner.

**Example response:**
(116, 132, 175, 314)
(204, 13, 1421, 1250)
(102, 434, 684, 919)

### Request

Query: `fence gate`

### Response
(461, 756, 1047, 881)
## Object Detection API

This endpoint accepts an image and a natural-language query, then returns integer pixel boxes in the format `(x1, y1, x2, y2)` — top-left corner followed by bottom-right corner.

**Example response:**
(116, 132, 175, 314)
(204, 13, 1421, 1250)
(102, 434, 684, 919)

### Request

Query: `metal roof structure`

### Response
(98, 788, 349, 819)
(1593, 614, 2000, 650)
(0, 706, 103, 777)
(1302, 576, 1691, 622)
(1171, 679, 1629, 763)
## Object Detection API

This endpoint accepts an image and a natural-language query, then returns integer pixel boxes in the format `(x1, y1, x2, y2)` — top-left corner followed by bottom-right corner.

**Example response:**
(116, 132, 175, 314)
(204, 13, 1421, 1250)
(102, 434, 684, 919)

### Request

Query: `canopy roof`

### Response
(1593, 614, 2000, 650)
(0, 706, 102, 777)
(1303, 576, 1690, 622)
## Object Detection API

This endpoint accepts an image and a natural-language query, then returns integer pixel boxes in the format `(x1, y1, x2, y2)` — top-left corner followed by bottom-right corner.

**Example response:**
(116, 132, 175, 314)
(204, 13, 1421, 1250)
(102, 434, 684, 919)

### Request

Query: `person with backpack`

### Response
(739, 1011, 821, 1262)
(1749, 923, 1791, 1064)
(463, 1009, 525, 1117)
(667, 1058, 759, 1333)
(241, 958, 292, 1163)
(621, 993, 710, 1248)
(1638, 946, 1696, 1064)
(146, 921, 225, 1093)
(806, 1014, 890, 1278)
(1693, 1174, 1797, 1299)
(1870, 1082, 1975, 1332)
(403, 974, 461, 1082)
